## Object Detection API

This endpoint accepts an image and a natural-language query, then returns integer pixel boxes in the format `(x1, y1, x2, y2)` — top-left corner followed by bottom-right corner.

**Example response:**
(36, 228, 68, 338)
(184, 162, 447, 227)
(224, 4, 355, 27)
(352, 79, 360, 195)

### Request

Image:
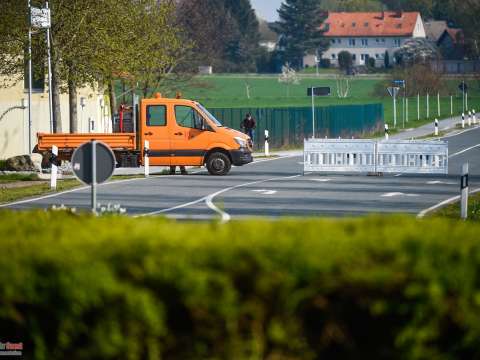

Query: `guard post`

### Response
(434, 119, 439, 136)
(264, 129, 270, 157)
(144, 140, 150, 177)
(50, 145, 58, 189)
(461, 163, 469, 220)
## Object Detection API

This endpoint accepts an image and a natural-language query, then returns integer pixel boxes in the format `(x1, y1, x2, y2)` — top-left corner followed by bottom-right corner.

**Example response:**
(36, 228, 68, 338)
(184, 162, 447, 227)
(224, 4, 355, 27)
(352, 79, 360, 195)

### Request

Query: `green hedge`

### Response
(1, 211, 480, 359)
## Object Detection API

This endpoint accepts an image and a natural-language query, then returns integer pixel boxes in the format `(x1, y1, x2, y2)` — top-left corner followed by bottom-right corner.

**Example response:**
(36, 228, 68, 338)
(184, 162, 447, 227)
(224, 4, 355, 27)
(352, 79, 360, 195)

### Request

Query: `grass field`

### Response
(171, 75, 480, 128)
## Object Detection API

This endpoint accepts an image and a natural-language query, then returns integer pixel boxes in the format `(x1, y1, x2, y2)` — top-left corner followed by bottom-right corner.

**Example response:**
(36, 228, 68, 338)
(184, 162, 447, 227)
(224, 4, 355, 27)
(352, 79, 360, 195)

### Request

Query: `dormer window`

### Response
(352, 22, 356, 27)
(396, 24, 402, 29)
(364, 22, 369, 27)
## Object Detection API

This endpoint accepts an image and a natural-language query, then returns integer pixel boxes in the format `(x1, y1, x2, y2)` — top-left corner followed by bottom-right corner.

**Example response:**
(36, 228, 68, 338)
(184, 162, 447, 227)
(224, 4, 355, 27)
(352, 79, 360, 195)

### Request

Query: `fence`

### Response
(304, 138, 449, 175)
(208, 104, 384, 149)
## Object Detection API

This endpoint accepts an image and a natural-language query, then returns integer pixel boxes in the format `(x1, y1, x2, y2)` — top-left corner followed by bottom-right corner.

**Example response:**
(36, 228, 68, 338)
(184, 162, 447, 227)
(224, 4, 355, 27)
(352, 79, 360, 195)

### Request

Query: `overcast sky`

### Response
(250, 0, 283, 22)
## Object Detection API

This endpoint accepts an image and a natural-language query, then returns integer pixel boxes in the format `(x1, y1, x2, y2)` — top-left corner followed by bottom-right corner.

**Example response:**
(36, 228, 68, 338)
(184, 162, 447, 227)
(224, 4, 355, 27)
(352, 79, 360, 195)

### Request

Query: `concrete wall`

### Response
(0, 79, 111, 159)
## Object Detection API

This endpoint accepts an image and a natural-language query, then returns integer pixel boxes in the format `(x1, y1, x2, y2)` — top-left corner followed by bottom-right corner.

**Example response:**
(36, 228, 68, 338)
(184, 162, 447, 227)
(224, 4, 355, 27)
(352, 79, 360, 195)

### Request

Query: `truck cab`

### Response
(140, 94, 253, 175)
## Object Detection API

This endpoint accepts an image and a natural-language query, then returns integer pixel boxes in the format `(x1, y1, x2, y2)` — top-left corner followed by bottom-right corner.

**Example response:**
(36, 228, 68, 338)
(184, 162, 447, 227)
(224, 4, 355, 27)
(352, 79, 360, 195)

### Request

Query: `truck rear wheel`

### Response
(206, 152, 231, 176)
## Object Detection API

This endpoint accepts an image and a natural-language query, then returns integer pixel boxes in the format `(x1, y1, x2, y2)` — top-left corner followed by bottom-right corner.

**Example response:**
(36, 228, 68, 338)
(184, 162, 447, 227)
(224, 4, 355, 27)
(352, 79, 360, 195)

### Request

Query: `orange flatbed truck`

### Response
(36, 94, 253, 175)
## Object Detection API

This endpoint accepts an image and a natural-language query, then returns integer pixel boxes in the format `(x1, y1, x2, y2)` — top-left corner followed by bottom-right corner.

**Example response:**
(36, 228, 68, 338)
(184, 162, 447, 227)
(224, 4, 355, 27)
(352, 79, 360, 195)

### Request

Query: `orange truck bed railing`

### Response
(37, 133, 136, 152)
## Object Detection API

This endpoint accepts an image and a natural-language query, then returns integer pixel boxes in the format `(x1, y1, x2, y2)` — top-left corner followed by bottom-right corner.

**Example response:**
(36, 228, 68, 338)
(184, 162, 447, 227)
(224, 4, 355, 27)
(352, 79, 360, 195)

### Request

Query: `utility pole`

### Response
(46, 1, 53, 133)
(27, 0, 33, 154)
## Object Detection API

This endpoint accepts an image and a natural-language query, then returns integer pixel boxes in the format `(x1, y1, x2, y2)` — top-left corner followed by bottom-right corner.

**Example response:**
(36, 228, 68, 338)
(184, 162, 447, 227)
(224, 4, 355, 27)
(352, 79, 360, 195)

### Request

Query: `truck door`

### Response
(171, 105, 212, 166)
(142, 103, 170, 166)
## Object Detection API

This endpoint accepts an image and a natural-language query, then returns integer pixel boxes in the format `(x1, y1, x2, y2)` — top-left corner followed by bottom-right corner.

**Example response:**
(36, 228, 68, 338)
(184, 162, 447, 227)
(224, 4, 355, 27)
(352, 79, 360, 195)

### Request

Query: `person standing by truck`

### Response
(241, 113, 256, 142)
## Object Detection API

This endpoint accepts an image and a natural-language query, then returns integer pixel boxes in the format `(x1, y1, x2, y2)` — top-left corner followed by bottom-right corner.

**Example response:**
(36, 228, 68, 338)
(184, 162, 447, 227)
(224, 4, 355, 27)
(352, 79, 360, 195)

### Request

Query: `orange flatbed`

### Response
(37, 133, 136, 152)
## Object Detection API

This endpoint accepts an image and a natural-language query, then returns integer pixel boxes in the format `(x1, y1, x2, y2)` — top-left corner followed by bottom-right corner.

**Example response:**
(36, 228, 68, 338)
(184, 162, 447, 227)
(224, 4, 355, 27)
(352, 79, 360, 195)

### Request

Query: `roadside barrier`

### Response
(304, 138, 448, 175)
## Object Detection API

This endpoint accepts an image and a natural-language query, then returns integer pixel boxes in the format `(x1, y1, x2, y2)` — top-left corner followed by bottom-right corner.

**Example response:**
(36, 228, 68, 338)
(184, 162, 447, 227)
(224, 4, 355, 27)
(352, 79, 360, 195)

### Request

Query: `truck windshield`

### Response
(198, 104, 223, 127)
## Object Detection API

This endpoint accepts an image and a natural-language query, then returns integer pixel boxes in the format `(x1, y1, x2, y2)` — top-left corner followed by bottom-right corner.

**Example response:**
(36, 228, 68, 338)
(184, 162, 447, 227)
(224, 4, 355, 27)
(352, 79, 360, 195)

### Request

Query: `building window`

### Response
(349, 39, 356, 46)
(375, 54, 379, 59)
(394, 39, 401, 47)
(382, 38, 386, 42)
(376, 38, 380, 42)
(361, 39, 368, 46)
(364, 22, 369, 27)
(337, 38, 341, 44)
(352, 54, 356, 60)
(331, 53, 336, 59)
(331, 39, 336, 44)
(352, 22, 356, 27)
(361, 54, 365, 60)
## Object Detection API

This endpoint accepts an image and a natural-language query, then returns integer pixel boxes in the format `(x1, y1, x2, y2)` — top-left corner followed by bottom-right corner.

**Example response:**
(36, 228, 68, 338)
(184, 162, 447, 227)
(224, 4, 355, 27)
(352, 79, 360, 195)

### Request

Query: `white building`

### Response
(304, 11, 426, 68)
(0, 78, 111, 159)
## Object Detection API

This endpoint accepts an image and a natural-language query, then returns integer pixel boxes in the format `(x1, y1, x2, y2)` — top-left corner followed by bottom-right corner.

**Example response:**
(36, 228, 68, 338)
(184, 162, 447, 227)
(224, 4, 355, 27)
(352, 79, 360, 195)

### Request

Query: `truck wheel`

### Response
(206, 152, 231, 176)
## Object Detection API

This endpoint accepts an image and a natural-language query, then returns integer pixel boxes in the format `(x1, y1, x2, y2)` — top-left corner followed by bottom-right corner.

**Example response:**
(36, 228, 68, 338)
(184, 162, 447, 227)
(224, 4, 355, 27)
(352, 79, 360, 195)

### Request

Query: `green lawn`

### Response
(172, 75, 480, 128)
(433, 191, 480, 221)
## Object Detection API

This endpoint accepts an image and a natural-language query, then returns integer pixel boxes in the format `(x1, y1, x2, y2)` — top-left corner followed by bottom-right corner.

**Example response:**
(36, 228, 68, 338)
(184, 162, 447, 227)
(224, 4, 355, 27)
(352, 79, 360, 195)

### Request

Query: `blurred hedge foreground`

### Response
(1, 211, 480, 360)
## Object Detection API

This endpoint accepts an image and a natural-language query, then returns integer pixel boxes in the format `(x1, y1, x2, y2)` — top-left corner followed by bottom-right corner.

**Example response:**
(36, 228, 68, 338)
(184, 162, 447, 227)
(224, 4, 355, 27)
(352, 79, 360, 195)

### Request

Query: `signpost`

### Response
(72, 141, 116, 213)
(387, 87, 400, 128)
(29, 2, 53, 140)
(307, 87, 331, 138)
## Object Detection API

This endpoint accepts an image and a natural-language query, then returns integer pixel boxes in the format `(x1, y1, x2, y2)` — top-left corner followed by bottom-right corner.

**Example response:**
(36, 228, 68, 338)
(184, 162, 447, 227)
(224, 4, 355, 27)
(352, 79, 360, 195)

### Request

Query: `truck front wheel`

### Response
(206, 152, 231, 176)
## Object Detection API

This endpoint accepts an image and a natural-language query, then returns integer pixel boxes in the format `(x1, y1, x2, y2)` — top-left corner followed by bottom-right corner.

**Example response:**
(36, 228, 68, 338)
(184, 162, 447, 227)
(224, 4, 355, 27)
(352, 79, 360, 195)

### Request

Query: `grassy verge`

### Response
(0, 173, 40, 183)
(432, 191, 480, 221)
(0, 179, 82, 204)
(1, 212, 479, 359)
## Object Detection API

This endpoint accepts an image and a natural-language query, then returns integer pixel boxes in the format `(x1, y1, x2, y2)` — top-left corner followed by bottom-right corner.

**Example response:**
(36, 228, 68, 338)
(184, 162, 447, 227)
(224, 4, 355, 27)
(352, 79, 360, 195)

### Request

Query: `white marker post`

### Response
(144, 140, 150, 178)
(462, 113, 465, 128)
(450, 95, 453, 115)
(434, 118, 439, 136)
(461, 163, 469, 220)
(473, 109, 477, 125)
(468, 111, 472, 126)
(264, 129, 270, 157)
(393, 93, 397, 128)
(384, 123, 389, 140)
(311, 88, 315, 138)
(50, 145, 58, 189)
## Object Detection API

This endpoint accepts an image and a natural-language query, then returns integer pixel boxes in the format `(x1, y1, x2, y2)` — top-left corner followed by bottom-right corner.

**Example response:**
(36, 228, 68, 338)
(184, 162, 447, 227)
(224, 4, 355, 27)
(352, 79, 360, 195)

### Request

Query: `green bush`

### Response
(1, 211, 480, 359)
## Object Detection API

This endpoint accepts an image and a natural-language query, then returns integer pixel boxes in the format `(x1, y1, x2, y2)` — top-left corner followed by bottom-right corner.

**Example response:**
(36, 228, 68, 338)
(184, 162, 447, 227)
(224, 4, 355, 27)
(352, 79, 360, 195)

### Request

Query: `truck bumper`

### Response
(230, 149, 253, 166)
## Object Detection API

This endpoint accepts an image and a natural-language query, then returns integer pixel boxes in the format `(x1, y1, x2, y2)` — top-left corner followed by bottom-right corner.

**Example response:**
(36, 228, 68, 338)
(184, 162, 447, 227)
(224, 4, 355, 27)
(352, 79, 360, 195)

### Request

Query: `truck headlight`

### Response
(234, 137, 247, 148)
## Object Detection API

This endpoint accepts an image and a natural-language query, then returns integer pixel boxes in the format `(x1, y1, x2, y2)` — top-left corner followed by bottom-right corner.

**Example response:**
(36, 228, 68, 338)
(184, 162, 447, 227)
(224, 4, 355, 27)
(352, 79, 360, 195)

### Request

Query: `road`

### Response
(3, 126, 480, 220)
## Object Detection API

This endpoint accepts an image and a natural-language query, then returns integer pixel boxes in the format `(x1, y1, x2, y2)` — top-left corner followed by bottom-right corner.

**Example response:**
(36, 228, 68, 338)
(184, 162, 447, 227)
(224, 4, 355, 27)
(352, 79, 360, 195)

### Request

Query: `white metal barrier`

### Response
(304, 139, 448, 175)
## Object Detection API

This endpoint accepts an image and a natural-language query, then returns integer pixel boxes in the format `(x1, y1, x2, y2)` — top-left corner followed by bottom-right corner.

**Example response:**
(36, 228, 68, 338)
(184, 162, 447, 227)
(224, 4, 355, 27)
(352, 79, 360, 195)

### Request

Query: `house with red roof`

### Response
(304, 11, 426, 68)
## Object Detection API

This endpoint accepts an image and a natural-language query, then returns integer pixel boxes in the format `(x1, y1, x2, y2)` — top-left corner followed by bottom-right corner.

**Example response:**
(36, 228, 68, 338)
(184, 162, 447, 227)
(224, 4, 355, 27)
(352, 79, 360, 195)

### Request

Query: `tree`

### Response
(338, 51, 353, 72)
(0, 0, 186, 133)
(177, 0, 261, 73)
(384, 51, 391, 68)
(278, 63, 299, 97)
(394, 38, 439, 66)
(272, 0, 330, 69)
(321, 0, 382, 11)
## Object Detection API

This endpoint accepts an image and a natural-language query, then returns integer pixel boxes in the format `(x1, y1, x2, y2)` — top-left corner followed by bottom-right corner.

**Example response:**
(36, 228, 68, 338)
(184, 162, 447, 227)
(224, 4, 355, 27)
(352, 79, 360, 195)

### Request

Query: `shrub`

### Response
(338, 51, 353, 71)
(368, 57, 376, 68)
(1, 211, 480, 359)
(320, 58, 331, 68)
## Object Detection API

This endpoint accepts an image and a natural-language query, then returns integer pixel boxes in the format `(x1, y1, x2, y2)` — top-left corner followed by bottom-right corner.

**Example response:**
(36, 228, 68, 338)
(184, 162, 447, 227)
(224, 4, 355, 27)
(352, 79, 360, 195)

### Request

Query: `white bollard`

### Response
(468, 111, 472, 126)
(144, 140, 150, 177)
(384, 124, 389, 140)
(264, 129, 270, 157)
(434, 118, 439, 136)
(50, 145, 58, 190)
(462, 113, 465, 128)
(461, 163, 469, 220)
(473, 109, 477, 125)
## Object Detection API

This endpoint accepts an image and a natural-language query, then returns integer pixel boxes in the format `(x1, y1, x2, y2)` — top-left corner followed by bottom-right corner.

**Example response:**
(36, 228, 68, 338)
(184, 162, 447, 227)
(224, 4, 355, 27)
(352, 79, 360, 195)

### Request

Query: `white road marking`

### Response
(381, 192, 419, 198)
(427, 180, 455, 185)
(417, 187, 480, 218)
(252, 189, 278, 195)
(449, 143, 480, 158)
(394, 174, 402, 177)
(138, 174, 302, 219)
(311, 179, 332, 182)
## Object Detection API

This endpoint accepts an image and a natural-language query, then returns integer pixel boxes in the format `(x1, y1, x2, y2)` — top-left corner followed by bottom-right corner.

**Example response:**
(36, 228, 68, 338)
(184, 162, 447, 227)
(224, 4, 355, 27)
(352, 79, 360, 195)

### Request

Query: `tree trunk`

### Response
(51, 59, 62, 133)
(68, 77, 78, 133)
(108, 80, 117, 131)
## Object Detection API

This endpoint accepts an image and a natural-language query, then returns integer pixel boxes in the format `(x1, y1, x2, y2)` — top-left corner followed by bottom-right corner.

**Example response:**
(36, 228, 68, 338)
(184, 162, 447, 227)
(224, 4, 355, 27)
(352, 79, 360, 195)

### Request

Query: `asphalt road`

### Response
(3, 126, 480, 220)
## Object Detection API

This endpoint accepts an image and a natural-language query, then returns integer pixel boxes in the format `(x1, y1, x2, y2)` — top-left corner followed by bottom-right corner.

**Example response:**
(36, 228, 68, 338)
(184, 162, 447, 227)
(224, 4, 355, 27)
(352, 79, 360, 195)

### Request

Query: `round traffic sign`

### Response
(71, 141, 116, 185)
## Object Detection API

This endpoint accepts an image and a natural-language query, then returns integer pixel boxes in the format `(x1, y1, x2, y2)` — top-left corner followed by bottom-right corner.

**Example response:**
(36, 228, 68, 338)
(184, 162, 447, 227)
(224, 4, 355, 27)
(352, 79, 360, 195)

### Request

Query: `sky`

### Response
(250, 0, 283, 22)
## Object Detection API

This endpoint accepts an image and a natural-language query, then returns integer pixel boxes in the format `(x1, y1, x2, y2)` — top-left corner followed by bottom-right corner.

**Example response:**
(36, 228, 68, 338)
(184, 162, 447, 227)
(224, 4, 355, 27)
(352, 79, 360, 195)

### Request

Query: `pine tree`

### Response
(272, 0, 330, 69)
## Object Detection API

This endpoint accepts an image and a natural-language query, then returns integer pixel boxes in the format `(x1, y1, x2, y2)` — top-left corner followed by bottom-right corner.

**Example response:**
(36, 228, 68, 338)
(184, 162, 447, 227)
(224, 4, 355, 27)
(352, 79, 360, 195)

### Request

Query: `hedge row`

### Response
(1, 211, 480, 359)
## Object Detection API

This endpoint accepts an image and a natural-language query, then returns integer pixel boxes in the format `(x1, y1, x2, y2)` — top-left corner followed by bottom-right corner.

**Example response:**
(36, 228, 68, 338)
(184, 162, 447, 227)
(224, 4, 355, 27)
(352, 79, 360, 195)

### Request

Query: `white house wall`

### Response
(0, 79, 111, 159)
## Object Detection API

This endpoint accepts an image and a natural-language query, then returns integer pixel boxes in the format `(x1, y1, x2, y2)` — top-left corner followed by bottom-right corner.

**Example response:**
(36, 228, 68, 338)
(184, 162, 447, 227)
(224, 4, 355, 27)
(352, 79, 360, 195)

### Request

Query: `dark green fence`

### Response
(209, 104, 384, 148)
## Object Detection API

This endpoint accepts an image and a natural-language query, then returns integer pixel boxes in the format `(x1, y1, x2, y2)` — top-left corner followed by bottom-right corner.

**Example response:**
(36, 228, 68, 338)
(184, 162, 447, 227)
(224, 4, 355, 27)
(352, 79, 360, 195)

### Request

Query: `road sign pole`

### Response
(417, 93, 420, 120)
(427, 93, 430, 119)
(91, 140, 97, 213)
(311, 89, 315, 138)
(46, 2, 53, 133)
(406, 98, 409, 123)
(437, 93, 440, 117)
(393, 94, 397, 128)
(461, 163, 469, 220)
(450, 95, 453, 115)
